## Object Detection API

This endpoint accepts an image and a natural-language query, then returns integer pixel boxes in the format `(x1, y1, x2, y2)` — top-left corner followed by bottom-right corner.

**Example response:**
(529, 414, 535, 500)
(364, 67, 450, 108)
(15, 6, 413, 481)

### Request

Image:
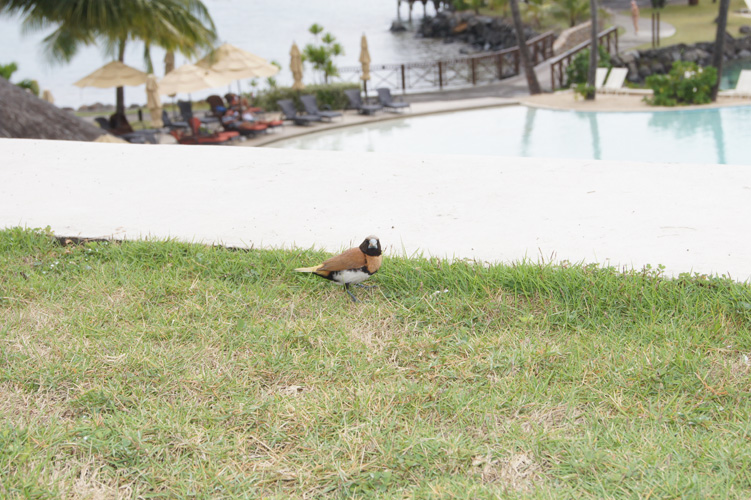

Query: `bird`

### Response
(295, 236, 382, 302)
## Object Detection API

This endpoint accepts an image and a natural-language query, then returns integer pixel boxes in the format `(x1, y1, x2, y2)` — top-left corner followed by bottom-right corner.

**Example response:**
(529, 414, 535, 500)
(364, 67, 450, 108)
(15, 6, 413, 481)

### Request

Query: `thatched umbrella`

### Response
(145, 75, 163, 128)
(0, 77, 105, 141)
(290, 42, 304, 91)
(359, 35, 372, 95)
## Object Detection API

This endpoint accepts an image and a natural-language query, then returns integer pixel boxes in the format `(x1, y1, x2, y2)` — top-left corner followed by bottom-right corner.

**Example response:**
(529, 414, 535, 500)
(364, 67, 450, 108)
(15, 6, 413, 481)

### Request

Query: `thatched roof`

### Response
(0, 77, 106, 141)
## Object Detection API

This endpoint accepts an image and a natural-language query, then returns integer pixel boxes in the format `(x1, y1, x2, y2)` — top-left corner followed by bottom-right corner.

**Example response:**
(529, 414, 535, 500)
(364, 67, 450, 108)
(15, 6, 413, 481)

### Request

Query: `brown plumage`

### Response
(295, 236, 382, 301)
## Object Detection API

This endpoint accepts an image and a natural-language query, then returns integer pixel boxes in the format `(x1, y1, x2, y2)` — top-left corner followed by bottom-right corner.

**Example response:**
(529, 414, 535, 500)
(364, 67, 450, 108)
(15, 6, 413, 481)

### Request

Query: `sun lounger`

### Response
(376, 88, 411, 113)
(600, 67, 628, 94)
(277, 99, 322, 126)
(300, 94, 343, 122)
(170, 116, 239, 145)
(344, 89, 382, 115)
(595, 67, 609, 90)
(94, 115, 158, 144)
(718, 69, 751, 98)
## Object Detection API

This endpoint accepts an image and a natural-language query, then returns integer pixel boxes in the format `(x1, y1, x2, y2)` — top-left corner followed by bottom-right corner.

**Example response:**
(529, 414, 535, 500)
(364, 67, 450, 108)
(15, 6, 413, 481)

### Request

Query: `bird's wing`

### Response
(318, 247, 366, 272)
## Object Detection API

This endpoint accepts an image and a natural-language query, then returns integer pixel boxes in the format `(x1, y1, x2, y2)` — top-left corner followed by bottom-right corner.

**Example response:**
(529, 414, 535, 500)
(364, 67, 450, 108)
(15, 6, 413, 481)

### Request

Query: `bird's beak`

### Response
(368, 238, 378, 249)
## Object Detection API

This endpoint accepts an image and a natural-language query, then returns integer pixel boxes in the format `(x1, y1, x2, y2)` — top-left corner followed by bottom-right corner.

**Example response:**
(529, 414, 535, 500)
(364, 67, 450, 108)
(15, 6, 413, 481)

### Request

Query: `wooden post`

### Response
(497, 54, 504, 80)
(471, 57, 477, 85)
(401, 64, 406, 91)
(438, 60, 443, 89)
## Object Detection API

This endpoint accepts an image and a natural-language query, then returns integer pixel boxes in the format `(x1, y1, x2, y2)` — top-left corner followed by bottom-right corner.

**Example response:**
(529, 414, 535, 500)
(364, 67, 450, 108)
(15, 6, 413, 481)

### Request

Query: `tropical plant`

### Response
(0, 0, 217, 114)
(550, 0, 590, 27)
(644, 61, 717, 106)
(453, 0, 486, 14)
(488, 0, 510, 17)
(522, 0, 552, 28)
(253, 82, 359, 112)
(302, 24, 344, 84)
(0, 61, 39, 95)
(564, 45, 611, 87)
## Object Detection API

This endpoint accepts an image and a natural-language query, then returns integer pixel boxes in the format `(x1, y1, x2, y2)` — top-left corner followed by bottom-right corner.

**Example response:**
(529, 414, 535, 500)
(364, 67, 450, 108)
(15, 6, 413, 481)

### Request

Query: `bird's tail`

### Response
(294, 265, 323, 273)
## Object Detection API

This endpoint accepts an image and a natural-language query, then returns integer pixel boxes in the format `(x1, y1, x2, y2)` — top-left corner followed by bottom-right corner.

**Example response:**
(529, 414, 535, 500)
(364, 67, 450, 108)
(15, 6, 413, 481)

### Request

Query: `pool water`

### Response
(271, 105, 751, 165)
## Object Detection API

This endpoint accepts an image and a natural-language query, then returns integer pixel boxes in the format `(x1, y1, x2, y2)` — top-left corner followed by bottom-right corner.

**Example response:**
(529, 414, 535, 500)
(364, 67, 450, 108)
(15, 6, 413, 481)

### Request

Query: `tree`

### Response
(550, 0, 590, 27)
(509, 0, 541, 94)
(710, 0, 731, 101)
(302, 24, 344, 84)
(586, 0, 598, 100)
(0, 0, 217, 115)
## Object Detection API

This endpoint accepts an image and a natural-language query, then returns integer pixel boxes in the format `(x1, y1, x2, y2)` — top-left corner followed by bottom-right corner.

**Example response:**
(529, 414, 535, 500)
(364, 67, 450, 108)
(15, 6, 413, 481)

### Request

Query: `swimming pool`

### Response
(271, 104, 751, 165)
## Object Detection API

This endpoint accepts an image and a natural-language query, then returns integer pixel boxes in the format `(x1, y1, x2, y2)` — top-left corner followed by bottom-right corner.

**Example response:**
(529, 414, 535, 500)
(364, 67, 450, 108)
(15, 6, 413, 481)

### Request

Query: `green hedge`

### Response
(644, 61, 717, 106)
(249, 82, 362, 112)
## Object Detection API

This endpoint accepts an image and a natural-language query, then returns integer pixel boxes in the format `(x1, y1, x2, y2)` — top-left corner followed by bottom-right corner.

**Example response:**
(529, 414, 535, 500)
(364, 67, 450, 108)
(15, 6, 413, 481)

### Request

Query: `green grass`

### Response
(2, 227, 751, 498)
(634, 0, 751, 49)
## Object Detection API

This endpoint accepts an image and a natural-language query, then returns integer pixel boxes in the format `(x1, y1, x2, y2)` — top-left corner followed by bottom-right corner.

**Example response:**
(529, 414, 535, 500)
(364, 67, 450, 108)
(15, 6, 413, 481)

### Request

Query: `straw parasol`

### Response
(0, 77, 105, 141)
(196, 43, 279, 85)
(359, 35, 371, 94)
(158, 63, 224, 95)
(41, 89, 54, 104)
(290, 42, 304, 91)
(74, 61, 149, 89)
(145, 74, 163, 128)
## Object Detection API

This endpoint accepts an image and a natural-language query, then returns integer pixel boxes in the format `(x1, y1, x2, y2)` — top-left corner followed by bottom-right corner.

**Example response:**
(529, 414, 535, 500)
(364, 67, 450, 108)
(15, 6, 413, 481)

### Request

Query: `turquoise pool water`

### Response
(271, 104, 751, 165)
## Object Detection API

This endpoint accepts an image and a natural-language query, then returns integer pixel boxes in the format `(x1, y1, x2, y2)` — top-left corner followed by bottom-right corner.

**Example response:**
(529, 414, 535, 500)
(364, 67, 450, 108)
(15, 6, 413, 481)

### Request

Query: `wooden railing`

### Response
(549, 27, 619, 91)
(336, 31, 556, 93)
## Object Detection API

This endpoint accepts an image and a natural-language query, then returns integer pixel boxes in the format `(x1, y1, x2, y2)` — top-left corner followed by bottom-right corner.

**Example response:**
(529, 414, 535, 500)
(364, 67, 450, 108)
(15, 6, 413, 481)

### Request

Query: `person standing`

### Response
(631, 0, 640, 35)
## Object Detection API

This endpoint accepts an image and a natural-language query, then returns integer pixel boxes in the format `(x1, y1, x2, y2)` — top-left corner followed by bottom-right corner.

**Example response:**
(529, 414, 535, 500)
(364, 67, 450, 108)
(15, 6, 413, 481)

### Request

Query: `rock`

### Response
(740, 25, 751, 35)
(638, 64, 652, 78)
(738, 48, 751, 58)
(390, 20, 407, 32)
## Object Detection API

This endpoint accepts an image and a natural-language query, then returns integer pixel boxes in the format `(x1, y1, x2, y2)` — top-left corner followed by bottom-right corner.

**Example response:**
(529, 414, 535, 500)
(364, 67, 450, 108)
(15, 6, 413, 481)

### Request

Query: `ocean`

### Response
(0, 0, 465, 109)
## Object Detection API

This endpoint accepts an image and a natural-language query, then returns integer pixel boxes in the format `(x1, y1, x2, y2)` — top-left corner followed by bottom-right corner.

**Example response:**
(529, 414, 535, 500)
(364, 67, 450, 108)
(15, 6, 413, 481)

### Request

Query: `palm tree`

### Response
(509, 0, 541, 94)
(586, 0, 598, 100)
(711, 0, 731, 101)
(0, 0, 217, 115)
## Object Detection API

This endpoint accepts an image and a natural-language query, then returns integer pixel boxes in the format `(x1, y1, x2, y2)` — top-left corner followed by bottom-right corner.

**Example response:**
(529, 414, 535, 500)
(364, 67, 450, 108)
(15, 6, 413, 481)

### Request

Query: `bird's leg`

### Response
(355, 283, 376, 290)
(344, 283, 359, 302)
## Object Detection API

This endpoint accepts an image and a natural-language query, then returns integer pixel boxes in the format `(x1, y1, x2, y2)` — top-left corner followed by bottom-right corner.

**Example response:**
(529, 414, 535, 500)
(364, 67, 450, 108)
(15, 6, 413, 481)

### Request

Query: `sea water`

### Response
(0, 0, 460, 109)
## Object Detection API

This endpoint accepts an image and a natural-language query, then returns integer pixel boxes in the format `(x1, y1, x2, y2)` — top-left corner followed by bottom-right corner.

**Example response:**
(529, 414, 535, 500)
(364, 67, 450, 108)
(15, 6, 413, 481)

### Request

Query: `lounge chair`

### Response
(300, 94, 343, 122)
(206, 95, 228, 118)
(162, 110, 189, 131)
(718, 69, 751, 98)
(595, 67, 609, 90)
(600, 67, 628, 94)
(277, 99, 322, 126)
(178, 99, 219, 125)
(94, 115, 158, 144)
(170, 116, 240, 145)
(220, 113, 269, 137)
(344, 89, 382, 115)
(376, 88, 411, 112)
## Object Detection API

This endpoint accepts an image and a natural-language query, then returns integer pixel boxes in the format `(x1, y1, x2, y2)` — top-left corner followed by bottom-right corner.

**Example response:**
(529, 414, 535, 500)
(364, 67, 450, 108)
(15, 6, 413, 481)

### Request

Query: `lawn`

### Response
(635, 0, 751, 48)
(2, 227, 751, 498)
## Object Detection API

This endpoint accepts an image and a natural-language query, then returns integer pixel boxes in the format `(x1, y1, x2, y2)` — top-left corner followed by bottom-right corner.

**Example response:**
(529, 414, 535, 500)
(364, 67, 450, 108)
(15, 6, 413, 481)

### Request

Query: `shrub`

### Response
(644, 61, 717, 106)
(564, 45, 612, 87)
(250, 82, 361, 112)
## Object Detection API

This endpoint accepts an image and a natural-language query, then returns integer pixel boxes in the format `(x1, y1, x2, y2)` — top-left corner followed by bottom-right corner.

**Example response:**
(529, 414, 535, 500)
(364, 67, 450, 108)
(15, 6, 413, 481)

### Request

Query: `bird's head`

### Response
(359, 235, 381, 256)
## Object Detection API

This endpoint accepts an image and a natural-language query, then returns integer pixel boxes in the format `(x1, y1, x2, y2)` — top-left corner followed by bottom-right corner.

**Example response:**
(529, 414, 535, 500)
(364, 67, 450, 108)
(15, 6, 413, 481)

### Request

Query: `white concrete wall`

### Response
(1, 138, 749, 281)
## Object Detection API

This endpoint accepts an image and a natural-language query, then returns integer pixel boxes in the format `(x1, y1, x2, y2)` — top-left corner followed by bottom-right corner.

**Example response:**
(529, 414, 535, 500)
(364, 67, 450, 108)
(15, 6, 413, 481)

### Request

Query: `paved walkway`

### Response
(2, 129, 750, 282)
